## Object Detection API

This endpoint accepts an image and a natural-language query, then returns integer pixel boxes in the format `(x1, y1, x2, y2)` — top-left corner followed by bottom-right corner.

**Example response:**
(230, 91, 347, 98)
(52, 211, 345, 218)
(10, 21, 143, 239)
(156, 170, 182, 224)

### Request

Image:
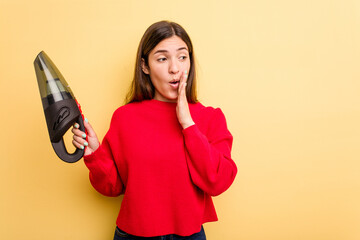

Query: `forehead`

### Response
(151, 36, 188, 53)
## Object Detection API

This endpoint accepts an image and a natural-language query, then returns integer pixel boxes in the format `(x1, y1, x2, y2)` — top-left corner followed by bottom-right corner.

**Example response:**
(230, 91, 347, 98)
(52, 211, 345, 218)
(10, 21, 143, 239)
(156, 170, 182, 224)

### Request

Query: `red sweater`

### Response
(83, 99, 237, 237)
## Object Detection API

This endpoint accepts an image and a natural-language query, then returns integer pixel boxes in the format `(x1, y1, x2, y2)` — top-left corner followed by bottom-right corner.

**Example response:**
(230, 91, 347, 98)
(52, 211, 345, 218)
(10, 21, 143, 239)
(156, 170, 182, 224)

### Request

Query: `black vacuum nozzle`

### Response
(34, 51, 85, 163)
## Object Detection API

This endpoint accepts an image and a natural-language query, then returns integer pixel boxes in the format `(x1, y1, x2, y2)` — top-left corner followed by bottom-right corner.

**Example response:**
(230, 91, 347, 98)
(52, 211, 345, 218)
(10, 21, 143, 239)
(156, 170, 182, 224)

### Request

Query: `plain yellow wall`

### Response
(1, 0, 360, 239)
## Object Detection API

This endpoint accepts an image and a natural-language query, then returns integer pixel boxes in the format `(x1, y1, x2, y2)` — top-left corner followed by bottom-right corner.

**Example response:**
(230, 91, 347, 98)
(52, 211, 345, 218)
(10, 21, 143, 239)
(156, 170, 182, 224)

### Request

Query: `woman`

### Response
(72, 20, 237, 239)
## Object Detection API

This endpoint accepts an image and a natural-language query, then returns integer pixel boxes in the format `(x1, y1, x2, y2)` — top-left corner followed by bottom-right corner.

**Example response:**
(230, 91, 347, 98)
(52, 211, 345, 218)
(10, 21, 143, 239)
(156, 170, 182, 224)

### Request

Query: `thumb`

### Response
(83, 118, 97, 138)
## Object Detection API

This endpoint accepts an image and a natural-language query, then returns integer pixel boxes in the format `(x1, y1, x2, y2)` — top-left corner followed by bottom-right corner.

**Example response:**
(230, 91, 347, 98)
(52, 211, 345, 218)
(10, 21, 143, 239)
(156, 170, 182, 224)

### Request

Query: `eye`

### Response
(179, 56, 187, 61)
(157, 57, 167, 62)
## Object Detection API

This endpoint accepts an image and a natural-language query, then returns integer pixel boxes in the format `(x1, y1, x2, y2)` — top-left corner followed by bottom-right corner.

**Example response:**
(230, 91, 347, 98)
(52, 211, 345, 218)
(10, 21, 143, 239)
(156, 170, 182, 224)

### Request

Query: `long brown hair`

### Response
(125, 21, 198, 104)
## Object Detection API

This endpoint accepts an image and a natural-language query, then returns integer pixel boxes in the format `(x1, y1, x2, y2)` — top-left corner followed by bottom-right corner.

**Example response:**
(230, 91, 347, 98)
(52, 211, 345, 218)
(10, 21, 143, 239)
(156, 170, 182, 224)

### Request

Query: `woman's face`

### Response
(142, 36, 191, 102)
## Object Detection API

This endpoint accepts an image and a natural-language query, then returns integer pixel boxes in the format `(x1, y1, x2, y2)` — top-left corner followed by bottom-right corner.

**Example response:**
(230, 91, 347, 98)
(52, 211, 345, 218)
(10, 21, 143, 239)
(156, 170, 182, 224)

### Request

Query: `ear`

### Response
(141, 58, 150, 75)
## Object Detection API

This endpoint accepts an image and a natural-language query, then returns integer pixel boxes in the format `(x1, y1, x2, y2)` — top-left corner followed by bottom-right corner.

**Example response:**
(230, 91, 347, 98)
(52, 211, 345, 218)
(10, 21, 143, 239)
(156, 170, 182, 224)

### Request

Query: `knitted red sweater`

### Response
(83, 99, 237, 237)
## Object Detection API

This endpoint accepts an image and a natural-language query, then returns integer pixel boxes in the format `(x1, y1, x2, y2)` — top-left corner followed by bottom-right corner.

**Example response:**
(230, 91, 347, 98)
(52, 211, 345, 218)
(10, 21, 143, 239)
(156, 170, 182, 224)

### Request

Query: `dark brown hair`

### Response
(125, 21, 198, 104)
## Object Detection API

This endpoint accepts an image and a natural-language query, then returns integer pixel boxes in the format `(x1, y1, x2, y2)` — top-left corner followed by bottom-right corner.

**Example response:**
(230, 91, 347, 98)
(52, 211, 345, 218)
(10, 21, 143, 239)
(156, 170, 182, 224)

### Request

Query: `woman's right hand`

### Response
(72, 118, 100, 156)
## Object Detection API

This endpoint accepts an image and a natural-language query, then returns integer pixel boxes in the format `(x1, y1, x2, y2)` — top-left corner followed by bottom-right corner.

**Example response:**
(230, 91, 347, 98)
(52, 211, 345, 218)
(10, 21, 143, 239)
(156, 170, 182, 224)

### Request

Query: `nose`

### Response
(168, 59, 180, 74)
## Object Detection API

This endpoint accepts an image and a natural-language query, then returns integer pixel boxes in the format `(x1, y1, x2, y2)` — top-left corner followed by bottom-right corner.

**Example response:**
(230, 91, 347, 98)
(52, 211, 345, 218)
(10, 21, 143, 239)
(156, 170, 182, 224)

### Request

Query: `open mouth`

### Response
(169, 80, 180, 85)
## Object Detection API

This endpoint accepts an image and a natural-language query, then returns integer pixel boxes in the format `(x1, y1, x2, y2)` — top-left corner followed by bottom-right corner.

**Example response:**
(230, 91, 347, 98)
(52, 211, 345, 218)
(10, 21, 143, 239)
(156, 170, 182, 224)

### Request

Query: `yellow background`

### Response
(1, 0, 360, 239)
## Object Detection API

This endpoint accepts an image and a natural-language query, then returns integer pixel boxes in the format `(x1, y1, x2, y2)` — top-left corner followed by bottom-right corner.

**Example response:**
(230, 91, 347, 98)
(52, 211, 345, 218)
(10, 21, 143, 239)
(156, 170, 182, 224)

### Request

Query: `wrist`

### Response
(182, 121, 195, 129)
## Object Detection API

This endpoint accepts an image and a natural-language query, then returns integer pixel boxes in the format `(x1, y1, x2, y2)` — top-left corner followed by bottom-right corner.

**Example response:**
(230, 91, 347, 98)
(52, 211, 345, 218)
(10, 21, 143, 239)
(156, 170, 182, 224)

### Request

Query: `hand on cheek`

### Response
(176, 70, 195, 129)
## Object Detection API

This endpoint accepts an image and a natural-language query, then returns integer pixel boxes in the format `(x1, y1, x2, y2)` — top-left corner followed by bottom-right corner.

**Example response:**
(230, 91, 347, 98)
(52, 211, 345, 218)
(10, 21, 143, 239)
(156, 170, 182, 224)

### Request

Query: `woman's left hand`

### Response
(176, 70, 195, 129)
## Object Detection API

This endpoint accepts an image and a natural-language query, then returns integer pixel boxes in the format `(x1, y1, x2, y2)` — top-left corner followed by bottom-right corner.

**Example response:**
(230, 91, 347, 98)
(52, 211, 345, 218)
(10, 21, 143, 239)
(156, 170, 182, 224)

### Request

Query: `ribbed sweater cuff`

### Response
(182, 124, 199, 135)
(83, 145, 103, 163)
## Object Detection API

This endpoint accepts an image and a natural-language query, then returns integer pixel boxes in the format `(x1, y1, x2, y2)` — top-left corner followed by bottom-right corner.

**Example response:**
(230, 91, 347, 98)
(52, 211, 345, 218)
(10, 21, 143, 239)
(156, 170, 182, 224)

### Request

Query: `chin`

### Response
(162, 92, 177, 101)
(155, 90, 178, 102)
(164, 97, 177, 103)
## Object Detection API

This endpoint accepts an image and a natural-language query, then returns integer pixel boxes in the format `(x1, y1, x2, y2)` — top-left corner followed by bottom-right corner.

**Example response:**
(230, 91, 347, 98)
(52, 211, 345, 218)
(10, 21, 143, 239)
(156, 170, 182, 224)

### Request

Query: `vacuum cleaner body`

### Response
(34, 51, 85, 163)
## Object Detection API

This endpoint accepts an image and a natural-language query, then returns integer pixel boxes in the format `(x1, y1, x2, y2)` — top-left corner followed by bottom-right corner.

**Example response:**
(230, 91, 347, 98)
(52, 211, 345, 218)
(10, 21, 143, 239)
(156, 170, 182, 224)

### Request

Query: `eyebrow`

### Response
(153, 47, 188, 55)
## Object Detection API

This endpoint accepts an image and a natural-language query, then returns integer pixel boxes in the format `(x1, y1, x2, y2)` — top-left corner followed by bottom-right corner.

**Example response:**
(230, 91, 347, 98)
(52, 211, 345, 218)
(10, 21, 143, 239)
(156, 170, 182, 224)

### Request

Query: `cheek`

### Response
(149, 64, 168, 82)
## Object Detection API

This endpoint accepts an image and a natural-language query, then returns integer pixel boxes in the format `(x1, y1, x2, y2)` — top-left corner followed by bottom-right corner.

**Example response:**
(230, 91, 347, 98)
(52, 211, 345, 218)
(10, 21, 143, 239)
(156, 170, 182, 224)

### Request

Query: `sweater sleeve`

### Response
(183, 108, 237, 196)
(83, 111, 124, 197)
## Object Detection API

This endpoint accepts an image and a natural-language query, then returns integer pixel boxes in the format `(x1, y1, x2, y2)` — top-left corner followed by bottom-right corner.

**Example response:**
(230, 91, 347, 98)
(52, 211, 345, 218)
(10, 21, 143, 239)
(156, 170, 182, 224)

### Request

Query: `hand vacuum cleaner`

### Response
(34, 51, 85, 163)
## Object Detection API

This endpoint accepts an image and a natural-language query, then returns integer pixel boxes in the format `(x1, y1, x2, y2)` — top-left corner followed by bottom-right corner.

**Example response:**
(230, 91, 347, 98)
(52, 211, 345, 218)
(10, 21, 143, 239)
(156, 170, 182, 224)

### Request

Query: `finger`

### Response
(184, 70, 188, 82)
(182, 81, 187, 96)
(73, 131, 89, 147)
(83, 118, 97, 138)
(72, 138, 85, 150)
(73, 122, 80, 129)
(178, 82, 187, 105)
(71, 126, 87, 139)
(181, 74, 188, 98)
(180, 70, 188, 87)
(183, 71, 188, 93)
(178, 70, 188, 91)
(73, 134, 88, 144)
(178, 71, 184, 95)
(179, 71, 188, 95)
